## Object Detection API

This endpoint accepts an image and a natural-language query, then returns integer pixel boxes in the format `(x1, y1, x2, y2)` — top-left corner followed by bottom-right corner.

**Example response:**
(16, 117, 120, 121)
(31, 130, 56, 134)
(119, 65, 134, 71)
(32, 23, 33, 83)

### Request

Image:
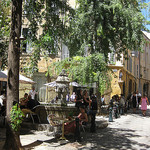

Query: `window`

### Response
(129, 56, 132, 73)
(61, 44, 69, 60)
(108, 52, 115, 64)
(21, 28, 29, 53)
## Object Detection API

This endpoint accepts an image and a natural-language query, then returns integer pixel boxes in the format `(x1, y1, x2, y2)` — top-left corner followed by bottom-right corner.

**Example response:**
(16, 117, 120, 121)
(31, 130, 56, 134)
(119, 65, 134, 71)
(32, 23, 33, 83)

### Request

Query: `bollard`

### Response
(109, 107, 113, 122)
(74, 117, 81, 142)
(59, 120, 66, 140)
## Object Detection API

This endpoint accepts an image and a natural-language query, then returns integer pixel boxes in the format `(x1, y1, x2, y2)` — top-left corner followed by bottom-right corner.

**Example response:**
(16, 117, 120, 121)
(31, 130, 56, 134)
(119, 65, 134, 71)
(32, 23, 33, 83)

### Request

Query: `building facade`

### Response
(104, 31, 150, 104)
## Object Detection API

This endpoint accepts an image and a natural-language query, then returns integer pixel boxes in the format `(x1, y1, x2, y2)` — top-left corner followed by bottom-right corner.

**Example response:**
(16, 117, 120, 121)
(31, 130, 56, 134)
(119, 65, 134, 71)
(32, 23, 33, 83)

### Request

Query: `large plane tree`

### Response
(3, 0, 73, 149)
(0, 0, 149, 149)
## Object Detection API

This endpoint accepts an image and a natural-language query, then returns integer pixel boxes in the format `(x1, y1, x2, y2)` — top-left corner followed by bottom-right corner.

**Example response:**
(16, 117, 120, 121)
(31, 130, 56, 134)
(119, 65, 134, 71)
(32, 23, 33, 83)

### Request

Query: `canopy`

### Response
(69, 81, 81, 87)
(0, 70, 35, 84)
(44, 81, 81, 87)
(44, 81, 57, 87)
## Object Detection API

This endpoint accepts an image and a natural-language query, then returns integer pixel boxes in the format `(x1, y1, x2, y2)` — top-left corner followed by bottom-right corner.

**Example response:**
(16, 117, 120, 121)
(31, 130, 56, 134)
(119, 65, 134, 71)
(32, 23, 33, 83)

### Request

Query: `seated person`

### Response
(27, 95, 40, 110)
(20, 93, 28, 109)
(64, 105, 88, 135)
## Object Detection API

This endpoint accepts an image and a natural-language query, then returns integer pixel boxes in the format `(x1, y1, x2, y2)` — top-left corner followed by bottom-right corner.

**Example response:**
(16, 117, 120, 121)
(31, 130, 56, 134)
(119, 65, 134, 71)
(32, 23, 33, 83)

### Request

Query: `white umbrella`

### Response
(69, 82, 81, 87)
(44, 81, 57, 87)
(0, 70, 35, 84)
(45, 81, 81, 87)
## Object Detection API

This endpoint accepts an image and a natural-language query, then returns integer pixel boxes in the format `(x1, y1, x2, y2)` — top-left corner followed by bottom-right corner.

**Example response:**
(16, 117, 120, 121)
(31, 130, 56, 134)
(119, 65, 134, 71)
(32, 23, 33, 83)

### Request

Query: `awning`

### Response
(0, 70, 36, 84)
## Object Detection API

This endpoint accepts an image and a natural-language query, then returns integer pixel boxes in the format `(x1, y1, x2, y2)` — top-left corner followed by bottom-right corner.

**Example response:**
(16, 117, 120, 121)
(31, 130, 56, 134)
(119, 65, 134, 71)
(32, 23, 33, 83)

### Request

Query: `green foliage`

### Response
(53, 53, 111, 93)
(66, 0, 146, 61)
(0, 0, 11, 69)
(45, 66, 53, 77)
(10, 104, 24, 132)
(21, 0, 74, 75)
(0, 0, 149, 75)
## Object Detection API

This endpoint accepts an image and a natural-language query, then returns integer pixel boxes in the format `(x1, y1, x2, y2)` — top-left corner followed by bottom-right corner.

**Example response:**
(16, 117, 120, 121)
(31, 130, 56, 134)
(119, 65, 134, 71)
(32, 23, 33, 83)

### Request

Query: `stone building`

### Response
(103, 31, 150, 104)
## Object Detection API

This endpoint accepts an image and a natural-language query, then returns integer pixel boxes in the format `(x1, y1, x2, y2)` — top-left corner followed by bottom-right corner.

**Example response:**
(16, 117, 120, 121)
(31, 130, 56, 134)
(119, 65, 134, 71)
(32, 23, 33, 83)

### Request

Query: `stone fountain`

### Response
(35, 69, 78, 123)
(55, 69, 69, 106)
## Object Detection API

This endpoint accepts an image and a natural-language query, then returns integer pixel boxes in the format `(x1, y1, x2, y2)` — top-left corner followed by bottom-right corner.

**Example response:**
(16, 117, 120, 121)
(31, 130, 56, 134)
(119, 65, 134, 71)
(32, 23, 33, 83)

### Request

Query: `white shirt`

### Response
(0, 95, 5, 106)
(29, 90, 37, 100)
(70, 94, 76, 101)
(120, 97, 125, 106)
(101, 97, 105, 103)
(0, 97, 3, 106)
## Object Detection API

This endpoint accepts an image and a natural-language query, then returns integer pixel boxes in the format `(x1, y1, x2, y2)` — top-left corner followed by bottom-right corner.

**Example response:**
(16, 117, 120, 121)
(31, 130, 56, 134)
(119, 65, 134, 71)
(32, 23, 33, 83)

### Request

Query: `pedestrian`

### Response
(137, 92, 141, 109)
(29, 86, 38, 100)
(83, 90, 91, 109)
(101, 95, 105, 105)
(140, 94, 149, 116)
(132, 92, 137, 113)
(89, 94, 97, 132)
(75, 89, 83, 108)
(70, 92, 76, 102)
(66, 93, 70, 102)
(119, 94, 125, 114)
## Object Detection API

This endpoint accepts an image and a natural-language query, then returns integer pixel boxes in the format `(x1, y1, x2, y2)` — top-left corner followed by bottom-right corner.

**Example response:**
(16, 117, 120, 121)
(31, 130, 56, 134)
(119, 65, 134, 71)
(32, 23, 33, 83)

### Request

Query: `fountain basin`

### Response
(34, 105, 78, 123)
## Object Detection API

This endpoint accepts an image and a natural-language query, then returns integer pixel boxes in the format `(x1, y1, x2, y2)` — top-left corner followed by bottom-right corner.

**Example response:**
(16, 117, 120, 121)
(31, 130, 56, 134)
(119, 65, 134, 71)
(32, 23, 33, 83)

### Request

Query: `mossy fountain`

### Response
(35, 69, 78, 123)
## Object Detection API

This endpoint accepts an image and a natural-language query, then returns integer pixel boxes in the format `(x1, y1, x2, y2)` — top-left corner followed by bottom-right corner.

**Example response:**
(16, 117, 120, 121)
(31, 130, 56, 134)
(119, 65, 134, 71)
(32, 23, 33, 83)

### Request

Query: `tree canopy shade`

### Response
(0, 0, 11, 69)
(0, 0, 148, 74)
(22, 0, 74, 74)
(53, 53, 111, 94)
(66, 0, 146, 60)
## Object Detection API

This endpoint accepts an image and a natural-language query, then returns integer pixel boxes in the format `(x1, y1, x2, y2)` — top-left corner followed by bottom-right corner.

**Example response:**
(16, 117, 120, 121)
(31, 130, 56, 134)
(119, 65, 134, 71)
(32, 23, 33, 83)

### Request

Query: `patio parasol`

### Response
(0, 70, 35, 84)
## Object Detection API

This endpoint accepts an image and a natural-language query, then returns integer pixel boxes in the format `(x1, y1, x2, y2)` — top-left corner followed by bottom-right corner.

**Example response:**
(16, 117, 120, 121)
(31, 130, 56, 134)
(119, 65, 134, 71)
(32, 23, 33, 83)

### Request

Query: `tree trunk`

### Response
(3, 0, 23, 149)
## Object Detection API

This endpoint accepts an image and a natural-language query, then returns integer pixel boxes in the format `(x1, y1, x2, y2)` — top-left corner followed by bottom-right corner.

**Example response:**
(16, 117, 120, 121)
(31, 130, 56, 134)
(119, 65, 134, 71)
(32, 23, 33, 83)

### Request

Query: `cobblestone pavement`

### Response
(1, 106, 150, 150)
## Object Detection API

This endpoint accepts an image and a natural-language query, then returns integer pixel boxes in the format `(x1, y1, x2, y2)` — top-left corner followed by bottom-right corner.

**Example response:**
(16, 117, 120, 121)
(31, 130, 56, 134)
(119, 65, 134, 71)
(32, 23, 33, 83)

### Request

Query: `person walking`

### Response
(140, 94, 149, 116)
(132, 92, 137, 113)
(101, 95, 105, 105)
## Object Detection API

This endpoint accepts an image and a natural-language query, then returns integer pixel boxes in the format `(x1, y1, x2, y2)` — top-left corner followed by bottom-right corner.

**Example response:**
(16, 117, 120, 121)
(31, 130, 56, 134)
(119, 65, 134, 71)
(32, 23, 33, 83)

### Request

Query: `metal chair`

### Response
(47, 114, 62, 137)
(22, 108, 41, 124)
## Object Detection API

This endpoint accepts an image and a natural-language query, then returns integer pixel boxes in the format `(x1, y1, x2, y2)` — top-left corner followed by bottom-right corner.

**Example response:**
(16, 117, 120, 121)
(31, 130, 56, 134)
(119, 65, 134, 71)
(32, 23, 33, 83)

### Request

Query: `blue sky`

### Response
(141, 0, 150, 30)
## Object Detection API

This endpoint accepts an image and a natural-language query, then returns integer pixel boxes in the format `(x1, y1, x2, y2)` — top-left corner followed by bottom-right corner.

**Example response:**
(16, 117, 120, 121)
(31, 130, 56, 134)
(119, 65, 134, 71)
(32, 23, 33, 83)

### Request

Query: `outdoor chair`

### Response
(22, 106, 41, 124)
(47, 114, 62, 137)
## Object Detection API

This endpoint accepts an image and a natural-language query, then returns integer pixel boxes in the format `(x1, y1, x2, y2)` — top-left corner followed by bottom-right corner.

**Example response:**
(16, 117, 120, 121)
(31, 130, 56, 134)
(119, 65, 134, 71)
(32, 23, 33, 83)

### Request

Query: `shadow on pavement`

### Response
(22, 140, 43, 149)
(78, 127, 150, 150)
